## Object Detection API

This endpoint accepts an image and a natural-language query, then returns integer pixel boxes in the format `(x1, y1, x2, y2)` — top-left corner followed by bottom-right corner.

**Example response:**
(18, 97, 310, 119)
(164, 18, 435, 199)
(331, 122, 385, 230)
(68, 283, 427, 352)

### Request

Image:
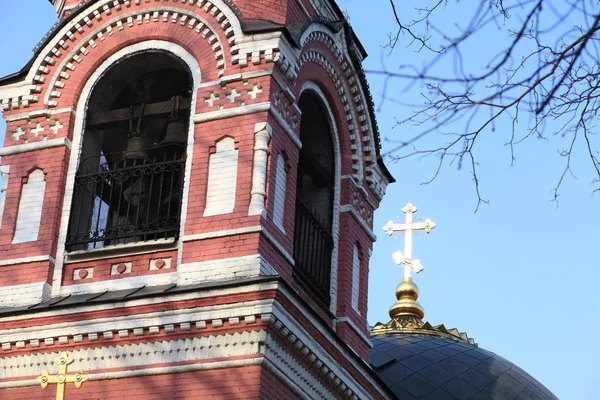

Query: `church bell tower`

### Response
(0, 0, 393, 398)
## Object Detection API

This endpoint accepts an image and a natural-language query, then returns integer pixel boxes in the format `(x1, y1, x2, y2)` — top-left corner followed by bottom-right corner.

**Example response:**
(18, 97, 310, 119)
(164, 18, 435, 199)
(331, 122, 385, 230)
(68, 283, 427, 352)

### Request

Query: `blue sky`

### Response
(0, 2, 598, 399)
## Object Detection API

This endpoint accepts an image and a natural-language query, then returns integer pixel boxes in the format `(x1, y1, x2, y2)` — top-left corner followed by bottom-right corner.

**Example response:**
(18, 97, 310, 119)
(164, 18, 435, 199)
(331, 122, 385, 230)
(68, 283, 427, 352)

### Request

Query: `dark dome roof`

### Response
(370, 334, 557, 400)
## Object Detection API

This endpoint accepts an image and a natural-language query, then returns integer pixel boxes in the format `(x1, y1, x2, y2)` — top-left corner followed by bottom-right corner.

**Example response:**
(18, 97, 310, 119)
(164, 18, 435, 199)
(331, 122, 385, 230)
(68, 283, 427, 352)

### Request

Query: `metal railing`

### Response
(66, 151, 185, 251)
(293, 197, 333, 306)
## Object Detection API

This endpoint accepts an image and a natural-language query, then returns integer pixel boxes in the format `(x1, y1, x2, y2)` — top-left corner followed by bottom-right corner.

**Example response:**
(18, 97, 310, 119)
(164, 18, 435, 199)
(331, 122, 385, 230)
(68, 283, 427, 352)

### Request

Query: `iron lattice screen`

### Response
(293, 197, 333, 306)
(66, 151, 185, 251)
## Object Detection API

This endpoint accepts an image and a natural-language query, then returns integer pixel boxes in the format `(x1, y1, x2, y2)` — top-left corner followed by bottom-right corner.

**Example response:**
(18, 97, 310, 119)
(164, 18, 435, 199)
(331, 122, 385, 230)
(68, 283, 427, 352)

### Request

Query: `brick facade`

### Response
(0, 0, 393, 398)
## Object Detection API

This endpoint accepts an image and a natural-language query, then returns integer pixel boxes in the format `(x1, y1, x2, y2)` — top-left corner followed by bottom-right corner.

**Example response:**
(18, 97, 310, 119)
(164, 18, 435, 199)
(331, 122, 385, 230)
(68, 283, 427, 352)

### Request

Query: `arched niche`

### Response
(65, 51, 193, 251)
(293, 89, 338, 307)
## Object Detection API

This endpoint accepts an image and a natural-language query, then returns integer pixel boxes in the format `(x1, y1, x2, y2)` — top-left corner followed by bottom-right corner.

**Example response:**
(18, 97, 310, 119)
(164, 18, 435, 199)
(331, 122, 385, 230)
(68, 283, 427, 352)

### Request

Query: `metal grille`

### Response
(293, 197, 333, 306)
(66, 150, 185, 251)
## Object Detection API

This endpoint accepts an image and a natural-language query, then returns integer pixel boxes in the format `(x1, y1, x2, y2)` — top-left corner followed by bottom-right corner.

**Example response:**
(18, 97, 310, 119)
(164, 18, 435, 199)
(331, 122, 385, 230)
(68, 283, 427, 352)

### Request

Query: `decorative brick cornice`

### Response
(0, 311, 368, 399)
(0, 0, 245, 111)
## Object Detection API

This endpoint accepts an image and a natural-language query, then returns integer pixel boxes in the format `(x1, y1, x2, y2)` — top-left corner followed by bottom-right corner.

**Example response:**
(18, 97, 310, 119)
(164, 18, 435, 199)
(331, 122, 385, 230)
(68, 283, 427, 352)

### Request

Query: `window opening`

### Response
(293, 92, 335, 306)
(66, 52, 192, 251)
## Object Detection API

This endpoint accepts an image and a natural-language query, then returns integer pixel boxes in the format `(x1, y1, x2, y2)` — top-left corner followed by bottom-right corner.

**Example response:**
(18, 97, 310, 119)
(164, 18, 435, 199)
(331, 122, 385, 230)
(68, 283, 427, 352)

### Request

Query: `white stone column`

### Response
(248, 122, 272, 216)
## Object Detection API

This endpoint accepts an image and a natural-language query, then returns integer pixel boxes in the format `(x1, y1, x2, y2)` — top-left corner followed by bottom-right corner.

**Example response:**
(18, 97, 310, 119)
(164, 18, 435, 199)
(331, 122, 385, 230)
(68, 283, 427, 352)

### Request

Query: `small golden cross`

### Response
(36, 352, 88, 400)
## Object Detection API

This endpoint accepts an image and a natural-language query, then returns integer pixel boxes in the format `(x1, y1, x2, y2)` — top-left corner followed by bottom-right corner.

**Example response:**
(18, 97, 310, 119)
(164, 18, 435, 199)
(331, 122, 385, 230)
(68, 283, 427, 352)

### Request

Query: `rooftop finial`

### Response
(383, 202, 436, 322)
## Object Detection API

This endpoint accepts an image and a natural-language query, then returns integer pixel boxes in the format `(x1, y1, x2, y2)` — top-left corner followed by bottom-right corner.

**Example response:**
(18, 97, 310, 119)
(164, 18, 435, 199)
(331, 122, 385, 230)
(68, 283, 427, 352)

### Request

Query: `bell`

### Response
(159, 120, 187, 146)
(125, 136, 148, 160)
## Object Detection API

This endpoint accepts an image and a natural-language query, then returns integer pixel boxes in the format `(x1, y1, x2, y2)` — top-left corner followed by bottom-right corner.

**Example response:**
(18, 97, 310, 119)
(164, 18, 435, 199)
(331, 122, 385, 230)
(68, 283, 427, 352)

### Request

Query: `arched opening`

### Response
(65, 51, 192, 251)
(293, 91, 335, 306)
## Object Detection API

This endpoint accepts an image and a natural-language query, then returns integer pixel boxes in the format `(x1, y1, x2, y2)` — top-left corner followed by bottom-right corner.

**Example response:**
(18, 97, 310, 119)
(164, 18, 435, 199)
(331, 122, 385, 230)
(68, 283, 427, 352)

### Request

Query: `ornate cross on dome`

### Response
(383, 202, 436, 279)
(36, 352, 88, 400)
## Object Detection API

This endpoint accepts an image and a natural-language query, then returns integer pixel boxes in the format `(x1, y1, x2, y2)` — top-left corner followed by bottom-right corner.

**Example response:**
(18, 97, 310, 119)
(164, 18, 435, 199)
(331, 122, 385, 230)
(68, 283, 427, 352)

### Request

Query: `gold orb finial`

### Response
(389, 277, 425, 321)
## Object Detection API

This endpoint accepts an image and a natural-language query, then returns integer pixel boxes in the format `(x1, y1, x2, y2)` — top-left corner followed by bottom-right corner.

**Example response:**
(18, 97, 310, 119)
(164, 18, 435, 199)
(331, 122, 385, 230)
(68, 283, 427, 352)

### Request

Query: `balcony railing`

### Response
(66, 152, 185, 251)
(293, 197, 333, 306)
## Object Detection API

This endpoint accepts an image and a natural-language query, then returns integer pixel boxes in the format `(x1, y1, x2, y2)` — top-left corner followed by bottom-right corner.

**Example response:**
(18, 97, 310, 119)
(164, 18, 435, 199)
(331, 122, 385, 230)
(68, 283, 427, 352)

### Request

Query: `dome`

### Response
(370, 333, 558, 400)
(375, 203, 557, 399)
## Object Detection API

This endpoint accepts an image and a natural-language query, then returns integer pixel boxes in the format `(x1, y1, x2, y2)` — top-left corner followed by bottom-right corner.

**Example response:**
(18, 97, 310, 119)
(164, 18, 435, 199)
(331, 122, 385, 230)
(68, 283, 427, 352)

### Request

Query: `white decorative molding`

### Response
(182, 225, 262, 242)
(272, 153, 287, 232)
(0, 282, 51, 308)
(0, 255, 56, 267)
(203, 137, 239, 216)
(193, 102, 270, 123)
(13, 169, 46, 244)
(0, 312, 367, 399)
(178, 255, 276, 286)
(61, 272, 177, 296)
(3, 108, 76, 122)
(110, 262, 132, 275)
(248, 122, 272, 216)
(0, 137, 71, 156)
(0, 165, 10, 229)
(0, 331, 266, 381)
(351, 244, 361, 314)
(149, 257, 172, 271)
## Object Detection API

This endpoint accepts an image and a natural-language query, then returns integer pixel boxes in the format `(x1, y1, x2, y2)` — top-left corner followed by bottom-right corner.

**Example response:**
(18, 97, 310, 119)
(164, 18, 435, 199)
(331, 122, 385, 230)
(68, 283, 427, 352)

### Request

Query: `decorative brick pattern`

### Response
(110, 262, 132, 275)
(73, 267, 94, 281)
(149, 258, 172, 271)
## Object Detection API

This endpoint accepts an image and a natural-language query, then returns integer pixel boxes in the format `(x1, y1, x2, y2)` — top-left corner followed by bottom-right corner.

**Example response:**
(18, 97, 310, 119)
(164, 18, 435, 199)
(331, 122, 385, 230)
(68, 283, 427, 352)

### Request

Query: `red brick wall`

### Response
(2, 366, 264, 400)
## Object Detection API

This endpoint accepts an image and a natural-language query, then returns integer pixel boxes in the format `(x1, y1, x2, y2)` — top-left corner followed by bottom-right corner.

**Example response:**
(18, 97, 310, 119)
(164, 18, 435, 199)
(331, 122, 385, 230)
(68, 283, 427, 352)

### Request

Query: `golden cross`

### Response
(36, 352, 88, 400)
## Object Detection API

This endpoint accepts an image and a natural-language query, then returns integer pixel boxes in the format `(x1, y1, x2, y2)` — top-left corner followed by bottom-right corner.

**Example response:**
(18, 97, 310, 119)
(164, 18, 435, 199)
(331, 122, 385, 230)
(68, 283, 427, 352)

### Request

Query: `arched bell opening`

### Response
(293, 91, 336, 306)
(65, 51, 192, 251)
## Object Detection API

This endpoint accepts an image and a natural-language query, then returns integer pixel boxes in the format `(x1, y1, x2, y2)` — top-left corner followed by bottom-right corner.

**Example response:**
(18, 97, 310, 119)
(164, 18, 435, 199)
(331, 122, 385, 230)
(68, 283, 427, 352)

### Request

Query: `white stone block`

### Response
(272, 154, 287, 231)
(203, 137, 238, 216)
(12, 169, 46, 243)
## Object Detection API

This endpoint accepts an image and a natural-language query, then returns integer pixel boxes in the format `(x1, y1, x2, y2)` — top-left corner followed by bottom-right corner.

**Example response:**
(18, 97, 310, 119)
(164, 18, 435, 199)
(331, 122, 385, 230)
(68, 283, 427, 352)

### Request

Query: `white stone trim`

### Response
(0, 298, 274, 344)
(64, 238, 176, 263)
(0, 137, 71, 156)
(61, 272, 177, 296)
(193, 102, 270, 123)
(3, 107, 75, 122)
(178, 255, 277, 286)
(0, 282, 278, 324)
(272, 153, 287, 233)
(299, 82, 342, 316)
(0, 165, 9, 229)
(0, 282, 50, 308)
(351, 244, 361, 315)
(248, 122, 272, 216)
(0, 331, 265, 381)
(0, 255, 55, 267)
(340, 205, 376, 241)
(203, 137, 239, 216)
(182, 225, 262, 242)
(51, 40, 202, 298)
